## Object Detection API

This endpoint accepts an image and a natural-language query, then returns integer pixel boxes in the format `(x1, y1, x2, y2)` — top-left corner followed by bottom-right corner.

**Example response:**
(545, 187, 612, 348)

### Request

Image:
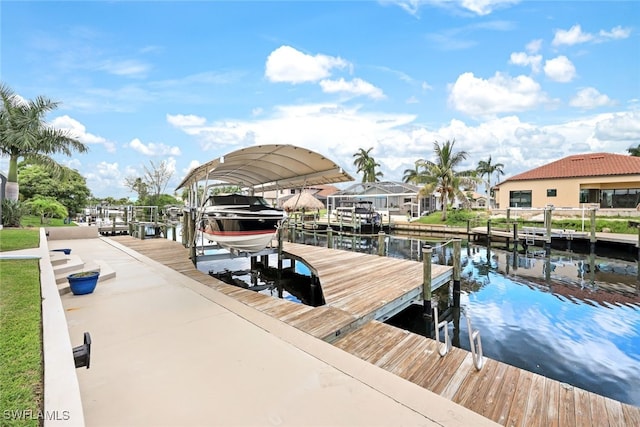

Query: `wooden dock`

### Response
(282, 242, 452, 324)
(107, 235, 640, 426)
(470, 226, 640, 248)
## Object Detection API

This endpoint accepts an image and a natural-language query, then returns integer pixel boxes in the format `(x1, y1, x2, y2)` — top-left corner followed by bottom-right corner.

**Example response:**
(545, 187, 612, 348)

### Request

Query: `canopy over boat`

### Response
(176, 144, 354, 192)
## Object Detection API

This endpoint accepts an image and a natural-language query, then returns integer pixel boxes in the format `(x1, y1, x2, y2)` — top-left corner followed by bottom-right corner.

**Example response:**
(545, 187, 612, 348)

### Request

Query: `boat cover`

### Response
(176, 144, 354, 191)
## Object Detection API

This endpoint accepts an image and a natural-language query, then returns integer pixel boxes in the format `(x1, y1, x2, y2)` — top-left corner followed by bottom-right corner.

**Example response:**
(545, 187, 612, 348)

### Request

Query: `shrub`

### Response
(1, 199, 26, 227)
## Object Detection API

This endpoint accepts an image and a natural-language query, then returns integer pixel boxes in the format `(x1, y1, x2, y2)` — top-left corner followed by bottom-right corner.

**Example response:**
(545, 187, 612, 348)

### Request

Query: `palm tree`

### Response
(417, 140, 477, 221)
(402, 159, 427, 185)
(0, 83, 88, 201)
(628, 144, 640, 157)
(476, 156, 504, 209)
(352, 147, 383, 182)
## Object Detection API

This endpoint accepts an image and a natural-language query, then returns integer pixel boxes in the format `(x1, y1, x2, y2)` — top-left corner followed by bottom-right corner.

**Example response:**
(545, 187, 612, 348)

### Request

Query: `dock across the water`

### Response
(109, 235, 640, 426)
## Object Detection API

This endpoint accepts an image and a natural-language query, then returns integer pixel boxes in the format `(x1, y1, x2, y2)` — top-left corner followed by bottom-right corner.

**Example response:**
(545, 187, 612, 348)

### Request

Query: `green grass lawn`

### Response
(0, 228, 40, 252)
(0, 259, 43, 427)
(20, 215, 75, 228)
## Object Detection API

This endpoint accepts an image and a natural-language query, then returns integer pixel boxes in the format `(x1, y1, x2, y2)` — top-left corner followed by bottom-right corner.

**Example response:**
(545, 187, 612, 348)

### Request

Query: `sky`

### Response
(1, 0, 639, 200)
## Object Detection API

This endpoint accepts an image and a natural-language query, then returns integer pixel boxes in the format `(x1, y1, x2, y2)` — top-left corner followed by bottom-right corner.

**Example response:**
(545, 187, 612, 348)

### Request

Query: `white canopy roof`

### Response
(176, 144, 354, 192)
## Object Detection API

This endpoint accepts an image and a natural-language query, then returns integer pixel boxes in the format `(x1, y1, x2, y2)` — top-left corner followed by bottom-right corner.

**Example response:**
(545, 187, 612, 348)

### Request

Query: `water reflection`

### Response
(386, 239, 640, 407)
(205, 231, 640, 406)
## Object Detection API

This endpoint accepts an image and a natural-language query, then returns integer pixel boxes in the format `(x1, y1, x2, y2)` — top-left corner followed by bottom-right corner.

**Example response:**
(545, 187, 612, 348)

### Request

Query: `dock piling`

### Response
(452, 239, 461, 308)
(422, 245, 433, 320)
(377, 231, 385, 256)
(544, 206, 553, 255)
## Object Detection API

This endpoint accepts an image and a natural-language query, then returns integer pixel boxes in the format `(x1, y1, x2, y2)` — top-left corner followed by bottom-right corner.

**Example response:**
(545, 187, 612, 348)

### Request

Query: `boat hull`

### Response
(200, 212, 283, 252)
(201, 228, 278, 252)
(198, 193, 286, 252)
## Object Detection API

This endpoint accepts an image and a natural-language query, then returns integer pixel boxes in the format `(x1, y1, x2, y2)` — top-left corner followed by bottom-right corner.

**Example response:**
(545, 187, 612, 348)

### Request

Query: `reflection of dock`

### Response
(109, 235, 640, 426)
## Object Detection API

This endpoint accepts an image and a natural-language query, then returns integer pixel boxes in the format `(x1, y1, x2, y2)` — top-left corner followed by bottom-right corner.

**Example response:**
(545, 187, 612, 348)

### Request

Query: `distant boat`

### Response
(199, 193, 286, 252)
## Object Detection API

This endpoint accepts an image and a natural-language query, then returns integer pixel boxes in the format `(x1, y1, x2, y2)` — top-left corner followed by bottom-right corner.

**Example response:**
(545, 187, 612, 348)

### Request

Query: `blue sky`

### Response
(2, 0, 639, 199)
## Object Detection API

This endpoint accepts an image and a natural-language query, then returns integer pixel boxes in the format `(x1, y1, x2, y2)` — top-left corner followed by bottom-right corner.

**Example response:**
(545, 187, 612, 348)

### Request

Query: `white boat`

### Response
(199, 193, 286, 252)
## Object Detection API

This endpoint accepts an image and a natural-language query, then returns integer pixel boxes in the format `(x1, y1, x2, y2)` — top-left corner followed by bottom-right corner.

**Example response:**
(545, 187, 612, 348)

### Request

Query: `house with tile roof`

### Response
(493, 153, 640, 210)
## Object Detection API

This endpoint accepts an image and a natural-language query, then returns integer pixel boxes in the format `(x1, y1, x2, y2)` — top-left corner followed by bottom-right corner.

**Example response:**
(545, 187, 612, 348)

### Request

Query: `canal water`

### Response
(200, 233, 640, 407)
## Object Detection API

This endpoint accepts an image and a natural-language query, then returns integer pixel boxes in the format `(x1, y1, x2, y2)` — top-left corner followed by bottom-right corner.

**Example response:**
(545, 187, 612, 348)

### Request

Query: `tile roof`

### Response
(501, 152, 640, 183)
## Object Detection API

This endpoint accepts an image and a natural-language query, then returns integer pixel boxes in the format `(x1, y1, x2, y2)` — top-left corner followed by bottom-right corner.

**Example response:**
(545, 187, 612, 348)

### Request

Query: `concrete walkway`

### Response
(48, 235, 497, 427)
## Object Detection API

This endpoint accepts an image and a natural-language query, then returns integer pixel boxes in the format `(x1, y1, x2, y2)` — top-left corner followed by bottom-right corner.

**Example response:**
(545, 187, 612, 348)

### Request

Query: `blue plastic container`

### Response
(67, 272, 99, 295)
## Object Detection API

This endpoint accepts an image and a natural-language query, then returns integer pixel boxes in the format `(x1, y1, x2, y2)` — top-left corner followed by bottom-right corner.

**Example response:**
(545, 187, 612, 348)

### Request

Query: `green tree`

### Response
(476, 156, 504, 209)
(24, 195, 68, 224)
(628, 144, 640, 157)
(352, 147, 383, 182)
(123, 176, 149, 201)
(417, 140, 477, 221)
(0, 83, 88, 201)
(18, 163, 91, 217)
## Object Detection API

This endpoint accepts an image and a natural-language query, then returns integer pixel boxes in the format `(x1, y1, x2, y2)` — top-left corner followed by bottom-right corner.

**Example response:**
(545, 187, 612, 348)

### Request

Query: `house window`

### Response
(547, 189, 557, 197)
(509, 190, 531, 207)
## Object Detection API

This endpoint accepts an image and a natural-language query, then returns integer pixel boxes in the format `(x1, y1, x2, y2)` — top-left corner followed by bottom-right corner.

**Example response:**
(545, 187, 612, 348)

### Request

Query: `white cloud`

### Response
(160, 103, 640, 188)
(166, 113, 207, 127)
(509, 51, 542, 73)
(526, 39, 543, 54)
(49, 115, 116, 153)
(386, 0, 519, 16)
(570, 87, 614, 109)
(593, 111, 640, 142)
(421, 81, 433, 91)
(552, 24, 630, 47)
(319, 78, 385, 99)
(448, 72, 550, 116)
(128, 138, 182, 156)
(544, 56, 576, 83)
(99, 59, 150, 77)
(598, 25, 631, 41)
(552, 25, 593, 47)
(83, 161, 127, 198)
(460, 0, 520, 16)
(264, 45, 349, 84)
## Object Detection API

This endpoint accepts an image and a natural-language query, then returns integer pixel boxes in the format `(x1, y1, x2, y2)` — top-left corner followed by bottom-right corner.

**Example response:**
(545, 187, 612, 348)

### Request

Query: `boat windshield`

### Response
(210, 194, 272, 207)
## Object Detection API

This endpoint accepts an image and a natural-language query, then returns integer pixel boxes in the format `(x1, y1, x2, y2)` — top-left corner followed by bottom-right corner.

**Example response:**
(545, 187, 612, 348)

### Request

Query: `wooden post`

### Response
(182, 211, 188, 246)
(188, 211, 196, 265)
(327, 227, 333, 249)
(486, 219, 491, 245)
(513, 222, 519, 252)
(277, 225, 283, 298)
(138, 224, 145, 240)
(545, 207, 553, 256)
(590, 208, 597, 254)
(422, 245, 433, 319)
(377, 231, 385, 256)
(636, 226, 640, 283)
(453, 239, 461, 308)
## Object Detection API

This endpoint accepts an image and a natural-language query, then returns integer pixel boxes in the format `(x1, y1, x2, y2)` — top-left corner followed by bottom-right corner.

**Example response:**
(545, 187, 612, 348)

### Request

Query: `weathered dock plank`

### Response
(282, 242, 452, 322)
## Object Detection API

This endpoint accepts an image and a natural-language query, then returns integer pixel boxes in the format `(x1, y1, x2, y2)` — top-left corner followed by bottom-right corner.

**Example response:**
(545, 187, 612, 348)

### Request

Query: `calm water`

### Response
(200, 233, 640, 407)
